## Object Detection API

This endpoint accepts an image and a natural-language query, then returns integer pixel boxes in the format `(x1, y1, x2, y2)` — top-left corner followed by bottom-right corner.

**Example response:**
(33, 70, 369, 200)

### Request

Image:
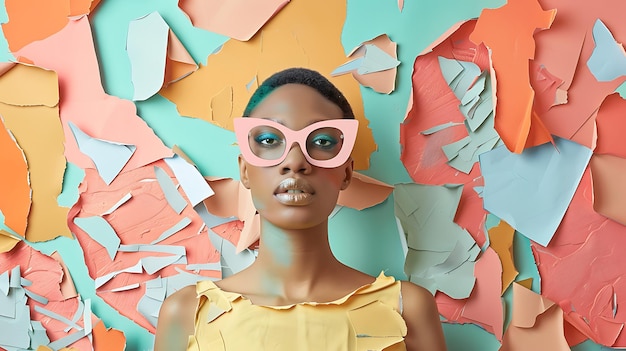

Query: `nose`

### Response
(280, 142, 312, 174)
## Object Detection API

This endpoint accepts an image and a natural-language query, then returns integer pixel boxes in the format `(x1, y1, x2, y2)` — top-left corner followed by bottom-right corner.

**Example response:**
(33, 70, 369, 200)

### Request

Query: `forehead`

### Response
(249, 84, 344, 121)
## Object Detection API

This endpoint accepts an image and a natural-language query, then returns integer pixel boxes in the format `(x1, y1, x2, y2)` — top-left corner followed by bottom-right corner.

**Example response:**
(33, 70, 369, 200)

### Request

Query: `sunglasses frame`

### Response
(234, 117, 359, 168)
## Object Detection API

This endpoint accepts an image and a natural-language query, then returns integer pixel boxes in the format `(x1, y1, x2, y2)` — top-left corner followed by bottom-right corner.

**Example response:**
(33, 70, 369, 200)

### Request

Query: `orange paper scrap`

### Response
(92, 319, 126, 351)
(470, 0, 556, 153)
(161, 0, 376, 170)
(0, 115, 30, 238)
(487, 219, 518, 295)
(0, 63, 71, 242)
(179, 0, 290, 41)
(500, 283, 570, 351)
(595, 93, 626, 158)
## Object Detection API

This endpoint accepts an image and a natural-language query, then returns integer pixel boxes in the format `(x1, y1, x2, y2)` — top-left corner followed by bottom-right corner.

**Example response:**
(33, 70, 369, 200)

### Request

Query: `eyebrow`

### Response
(263, 117, 335, 128)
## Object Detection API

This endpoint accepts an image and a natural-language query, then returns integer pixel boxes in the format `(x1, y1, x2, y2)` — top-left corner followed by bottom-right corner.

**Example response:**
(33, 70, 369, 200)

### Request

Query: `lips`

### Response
(274, 177, 314, 205)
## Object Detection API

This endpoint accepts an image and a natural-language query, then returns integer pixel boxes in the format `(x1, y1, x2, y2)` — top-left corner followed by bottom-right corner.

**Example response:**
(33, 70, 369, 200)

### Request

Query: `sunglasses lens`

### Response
(306, 127, 345, 161)
(248, 125, 287, 161)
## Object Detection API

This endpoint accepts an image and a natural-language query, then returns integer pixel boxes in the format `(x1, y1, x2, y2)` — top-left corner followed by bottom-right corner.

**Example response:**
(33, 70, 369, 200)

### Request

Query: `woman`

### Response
(154, 67, 446, 350)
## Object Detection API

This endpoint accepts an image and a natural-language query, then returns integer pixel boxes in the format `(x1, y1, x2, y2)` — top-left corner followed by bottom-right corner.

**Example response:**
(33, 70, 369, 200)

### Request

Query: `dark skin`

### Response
(154, 83, 446, 351)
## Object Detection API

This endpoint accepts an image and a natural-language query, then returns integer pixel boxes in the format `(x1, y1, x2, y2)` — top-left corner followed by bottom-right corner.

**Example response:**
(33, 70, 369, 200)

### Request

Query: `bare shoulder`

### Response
(400, 281, 447, 351)
(154, 285, 198, 351)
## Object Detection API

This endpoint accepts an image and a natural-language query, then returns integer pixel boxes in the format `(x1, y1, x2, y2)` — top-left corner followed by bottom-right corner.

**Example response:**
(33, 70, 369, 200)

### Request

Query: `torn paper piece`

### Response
(101, 192, 132, 216)
(208, 228, 255, 278)
(436, 58, 500, 174)
(394, 183, 479, 299)
(127, 12, 169, 101)
(15, 16, 173, 171)
(487, 220, 518, 294)
(164, 154, 214, 207)
(179, 0, 290, 41)
(480, 137, 592, 246)
(532, 167, 626, 347)
(500, 283, 569, 351)
(0, 117, 30, 237)
(68, 121, 136, 185)
(163, 29, 199, 88)
(460, 248, 504, 341)
(590, 154, 626, 225)
(401, 20, 490, 250)
(150, 217, 193, 244)
(0, 230, 20, 253)
(73, 216, 121, 261)
(333, 34, 400, 94)
(470, 0, 556, 153)
(337, 172, 393, 210)
(587, 19, 626, 82)
(1, 0, 69, 52)
(50, 252, 78, 300)
(155, 165, 188, 214)
(0, 64, 70, 242)
(92, 319, 126, 351)
(160, 0, 376, 170)
(595, 93, 626, 159)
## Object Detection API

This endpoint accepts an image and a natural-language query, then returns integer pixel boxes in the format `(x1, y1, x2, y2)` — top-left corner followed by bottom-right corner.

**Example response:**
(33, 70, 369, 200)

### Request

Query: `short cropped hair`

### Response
(243, 67, 355, 119)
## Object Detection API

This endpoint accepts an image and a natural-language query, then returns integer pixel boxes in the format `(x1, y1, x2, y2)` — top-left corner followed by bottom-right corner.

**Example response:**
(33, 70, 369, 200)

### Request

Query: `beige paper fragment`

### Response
(51, 251, 78, 300)
(487, 219, 518, 294)
(0, 64, 71, 242)
(0, 229, 20, 253)
(162, 29, 198, 87)
(161, 0, 376, 170)
(337, 172, 393, 210)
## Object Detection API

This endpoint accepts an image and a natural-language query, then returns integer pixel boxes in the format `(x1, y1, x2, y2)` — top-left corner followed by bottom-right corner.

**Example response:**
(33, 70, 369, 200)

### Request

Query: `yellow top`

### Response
(187, 272, 407, 351)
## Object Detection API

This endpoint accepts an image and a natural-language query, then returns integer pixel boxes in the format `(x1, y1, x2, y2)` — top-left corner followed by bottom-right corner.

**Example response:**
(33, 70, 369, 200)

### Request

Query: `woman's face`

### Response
(238, 83, 353, 230)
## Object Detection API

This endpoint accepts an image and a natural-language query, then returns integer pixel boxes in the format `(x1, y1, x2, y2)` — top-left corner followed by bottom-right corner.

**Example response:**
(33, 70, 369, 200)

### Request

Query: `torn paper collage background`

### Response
(0, 0, 626, 350)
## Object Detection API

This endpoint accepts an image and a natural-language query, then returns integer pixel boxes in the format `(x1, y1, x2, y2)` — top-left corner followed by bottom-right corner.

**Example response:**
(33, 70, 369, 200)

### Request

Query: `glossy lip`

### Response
(273, 177, 315, 206)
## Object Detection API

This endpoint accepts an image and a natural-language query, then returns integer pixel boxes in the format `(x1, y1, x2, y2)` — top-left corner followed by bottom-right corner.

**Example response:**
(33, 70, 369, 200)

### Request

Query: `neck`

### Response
(253, 218, 341, 295)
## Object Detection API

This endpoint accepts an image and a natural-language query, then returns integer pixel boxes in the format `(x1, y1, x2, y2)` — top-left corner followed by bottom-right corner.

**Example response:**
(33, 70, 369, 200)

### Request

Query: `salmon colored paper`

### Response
(401, 20, 490, 250)
(470, 0, 556, 153)
(0, 63, 71, 242)
(68, 162, 220, 332)
(161, 0, 376, 170)
(533, 0, 626, 149)
(595, 93, 626, 158)
(179, 0, 290, 41)
(0, 242, 105, 350)
(532, 168, 626, 347)
(15, 16, 172, 173)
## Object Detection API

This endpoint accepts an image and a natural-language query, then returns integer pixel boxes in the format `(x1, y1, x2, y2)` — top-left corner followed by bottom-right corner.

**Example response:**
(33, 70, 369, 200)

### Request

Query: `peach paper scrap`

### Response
(178, 0, 290, 41)
(500, 283, 570, 351)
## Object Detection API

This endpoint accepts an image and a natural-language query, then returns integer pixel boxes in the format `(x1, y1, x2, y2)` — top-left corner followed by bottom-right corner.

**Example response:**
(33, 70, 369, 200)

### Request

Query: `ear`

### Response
(238, 155, 251, 189)
(340, 158, 353, 190)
